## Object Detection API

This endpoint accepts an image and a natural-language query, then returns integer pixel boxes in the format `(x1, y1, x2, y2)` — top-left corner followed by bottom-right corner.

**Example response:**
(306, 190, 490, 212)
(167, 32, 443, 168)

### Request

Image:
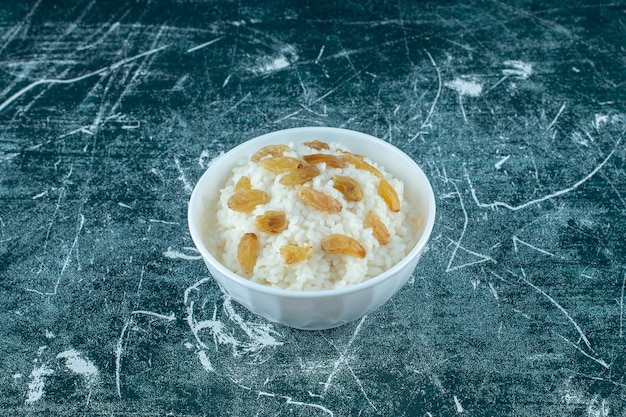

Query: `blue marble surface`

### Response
(1, 0, 625, 415)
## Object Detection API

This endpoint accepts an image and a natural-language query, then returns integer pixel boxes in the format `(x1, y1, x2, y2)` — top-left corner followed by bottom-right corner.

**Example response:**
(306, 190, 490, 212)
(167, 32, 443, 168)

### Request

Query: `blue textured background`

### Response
(1, 1, 625, 415)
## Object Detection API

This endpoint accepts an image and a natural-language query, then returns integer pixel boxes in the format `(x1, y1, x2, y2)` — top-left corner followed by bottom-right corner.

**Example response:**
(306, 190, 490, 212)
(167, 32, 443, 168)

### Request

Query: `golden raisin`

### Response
(279, 165, 320, 186)
(378, 179, 400, 212)
(332, 175, 363, 201)
(260, 156, 305, 173)
(364, 211, 391, 245)
(237, 233, 258, 275)
(227, 189, 269, 212)
(251, 144, 290, 162)
(303, 140, 330, 150)
(321, 234, 366, 258)
(342, 153, 384, 178)
(280, 244, 313, 264)
(302, 154, 346, 168)
(297, 187, 342, 213)
(255, 210, 288, 234)
(234, 176, 251, 193)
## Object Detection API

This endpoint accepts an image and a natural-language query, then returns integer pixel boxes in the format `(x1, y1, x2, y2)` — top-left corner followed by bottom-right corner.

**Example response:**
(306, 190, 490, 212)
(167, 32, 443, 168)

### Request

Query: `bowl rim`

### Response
(188, 126, 436, 298)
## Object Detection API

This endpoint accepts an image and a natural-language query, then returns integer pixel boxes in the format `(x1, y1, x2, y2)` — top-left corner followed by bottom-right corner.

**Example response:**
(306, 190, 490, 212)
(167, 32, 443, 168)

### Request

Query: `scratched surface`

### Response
(1, 0, 625, 415)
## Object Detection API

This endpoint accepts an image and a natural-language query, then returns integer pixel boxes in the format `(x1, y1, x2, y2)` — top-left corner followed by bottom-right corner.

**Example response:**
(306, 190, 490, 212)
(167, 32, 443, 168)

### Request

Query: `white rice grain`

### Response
(206, 142, 417, 291)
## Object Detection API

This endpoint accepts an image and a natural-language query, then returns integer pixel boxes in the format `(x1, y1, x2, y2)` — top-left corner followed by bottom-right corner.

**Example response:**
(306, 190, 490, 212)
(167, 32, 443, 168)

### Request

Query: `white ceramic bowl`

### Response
(188, 127, 436, 330)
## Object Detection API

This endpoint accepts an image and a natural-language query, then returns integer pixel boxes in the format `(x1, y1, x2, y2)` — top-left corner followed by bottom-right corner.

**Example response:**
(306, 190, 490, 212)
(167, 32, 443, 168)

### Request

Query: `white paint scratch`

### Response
(174, 156, 193, 194)
(56, 349, 98, 382)
(186, 36, 224, 53)
(284, 397, 334, 416)
(447, 238, 495, 271)
(587, 396, 610, 417)
(556, 333, 609, 369)
(59, 212, 85, 281)
(513, 236, 556, 257)
(458, 95, 468, 123)
(0, 45, 169, 114)
(315, 45, 325, 64)
(77, 20, 121, 51)
(184, 279, 282, 368)
(445, 181, 468, 273)
(418, 50, 442, 133)
(518, 272, 594, 352)
(58, 126, 94, 138)
(218, 92, 251, 119)
(163, 247, 202, 260)
(445, 78, 482, 97)
(273, 109, 301, 124)
(107, 26, 168, 117)
(149, 219, 179, 225)
(115, 310, 176, 398)
(27, 213, 85, 296)
(184, 277, 212, 305)
(453, 395, 464, 413)
(593, 114, 609, 130)
(513, 308, 532, 320)
(115, 318, 131, 399)
(25, 363, 53, 403)
(223, 297, 282, 350)
(322, 316, 366, 394)
(252, 388, 335, 415)
(131, 310, 176, 321)
(446, 181, 495, 272)
(196, 349, 214, 372)
(467, 142, 619, 211)
(32, 190, 48, 200)
(251, 46, 297, 75)
(546, 102, 567, 131)
(0, 0, 41, 56)
(502, 60, 533, 79)
(198, 149, 211, 168)
(494, 155, 510, 170)
(488, 282, 499, 301)
(445, 78, 482, 123)
(347, 364, 377, 411)
(619, 272, 626, 337)
(581, 375, 626, 389)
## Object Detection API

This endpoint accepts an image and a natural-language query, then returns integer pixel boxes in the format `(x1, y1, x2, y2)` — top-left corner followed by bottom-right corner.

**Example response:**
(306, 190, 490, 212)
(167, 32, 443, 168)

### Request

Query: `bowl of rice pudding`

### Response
(188, 127, 435, 330)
